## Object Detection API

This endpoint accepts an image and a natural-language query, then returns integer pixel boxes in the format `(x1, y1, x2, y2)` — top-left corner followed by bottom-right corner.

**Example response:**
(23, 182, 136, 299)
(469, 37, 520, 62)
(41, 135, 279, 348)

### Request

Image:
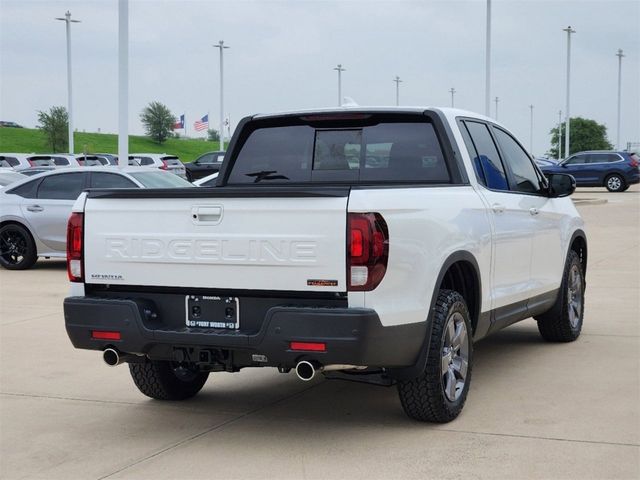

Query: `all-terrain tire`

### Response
(0, 223, 37, 270)
(129, 360, 209, 400)
(397, 290, 473, 423)
(535, 250, 585, 342)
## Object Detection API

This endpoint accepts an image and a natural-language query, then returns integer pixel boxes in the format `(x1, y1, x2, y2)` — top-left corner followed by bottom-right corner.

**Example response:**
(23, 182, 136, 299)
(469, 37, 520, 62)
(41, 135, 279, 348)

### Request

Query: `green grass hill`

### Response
(0, 128, 227, 162)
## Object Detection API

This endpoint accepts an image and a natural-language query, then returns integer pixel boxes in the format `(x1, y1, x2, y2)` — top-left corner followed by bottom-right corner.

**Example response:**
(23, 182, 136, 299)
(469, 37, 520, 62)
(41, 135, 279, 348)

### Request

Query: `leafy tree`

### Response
(140, 101, 175, 144)
(548, 117, 613, 158)
(207, 128, 220, 142)
(37, 106, 68, 152)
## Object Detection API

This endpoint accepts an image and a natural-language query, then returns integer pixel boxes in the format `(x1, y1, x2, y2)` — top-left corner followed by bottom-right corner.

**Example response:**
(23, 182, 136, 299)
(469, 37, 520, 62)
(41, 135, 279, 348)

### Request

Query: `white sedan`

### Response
(0, 166, 192, 270)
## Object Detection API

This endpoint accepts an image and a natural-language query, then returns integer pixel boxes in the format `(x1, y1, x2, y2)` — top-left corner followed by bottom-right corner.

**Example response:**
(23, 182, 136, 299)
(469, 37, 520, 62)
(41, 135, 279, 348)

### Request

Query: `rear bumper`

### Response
(63, 296, 426, 369)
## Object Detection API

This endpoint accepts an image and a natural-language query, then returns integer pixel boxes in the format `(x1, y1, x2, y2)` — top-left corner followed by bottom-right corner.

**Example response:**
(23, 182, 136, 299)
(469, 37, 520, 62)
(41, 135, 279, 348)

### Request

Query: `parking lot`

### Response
(1, 186, 638, 480)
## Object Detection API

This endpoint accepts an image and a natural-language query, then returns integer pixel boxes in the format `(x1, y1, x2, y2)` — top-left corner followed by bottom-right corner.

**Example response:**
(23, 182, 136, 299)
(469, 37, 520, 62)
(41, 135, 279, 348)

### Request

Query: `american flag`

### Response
(194, 114, 209, 132)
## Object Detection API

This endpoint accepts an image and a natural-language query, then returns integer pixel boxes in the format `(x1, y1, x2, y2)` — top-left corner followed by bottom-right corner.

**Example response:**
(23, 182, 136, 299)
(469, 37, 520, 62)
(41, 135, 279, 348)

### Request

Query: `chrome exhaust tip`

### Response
(295, 360, 317, 381)
(103, 348, 122, 367)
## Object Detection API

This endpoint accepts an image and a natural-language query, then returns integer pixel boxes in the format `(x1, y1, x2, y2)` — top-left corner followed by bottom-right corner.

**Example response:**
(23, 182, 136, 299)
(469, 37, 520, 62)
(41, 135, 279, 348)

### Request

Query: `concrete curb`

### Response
(572, 198, 608, 205)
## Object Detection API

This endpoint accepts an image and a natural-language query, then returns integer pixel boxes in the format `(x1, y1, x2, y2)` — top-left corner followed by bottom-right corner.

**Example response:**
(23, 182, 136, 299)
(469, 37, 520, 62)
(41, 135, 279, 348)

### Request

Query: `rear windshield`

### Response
(130, 171, 194, 188)
(161, 157, 183, 166)
(226, 116, 450, 184)
(28, 157, 56, 167)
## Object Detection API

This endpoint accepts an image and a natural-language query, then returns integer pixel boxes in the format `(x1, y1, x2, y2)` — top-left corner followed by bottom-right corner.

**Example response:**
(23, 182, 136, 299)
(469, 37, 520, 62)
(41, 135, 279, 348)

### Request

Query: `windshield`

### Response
(0, 172, 26, 186)
(130, 171, 194, 188)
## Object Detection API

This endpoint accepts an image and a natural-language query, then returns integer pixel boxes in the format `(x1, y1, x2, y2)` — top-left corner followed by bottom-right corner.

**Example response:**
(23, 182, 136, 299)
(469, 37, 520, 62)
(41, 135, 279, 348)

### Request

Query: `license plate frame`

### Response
(185, 295, 240, 329)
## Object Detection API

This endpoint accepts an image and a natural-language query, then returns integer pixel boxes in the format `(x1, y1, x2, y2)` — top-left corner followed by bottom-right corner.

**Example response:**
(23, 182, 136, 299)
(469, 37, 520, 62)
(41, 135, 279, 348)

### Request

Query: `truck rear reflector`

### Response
(91, 330, 121, 340)
(290, 341, 326, 352)
(347, 213, 388, 291)
(67, 212, 84, 282)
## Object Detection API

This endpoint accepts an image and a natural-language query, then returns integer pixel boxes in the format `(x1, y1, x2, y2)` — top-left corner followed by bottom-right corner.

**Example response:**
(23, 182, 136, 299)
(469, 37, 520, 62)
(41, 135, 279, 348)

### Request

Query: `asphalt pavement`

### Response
(1, 185, 638, 479)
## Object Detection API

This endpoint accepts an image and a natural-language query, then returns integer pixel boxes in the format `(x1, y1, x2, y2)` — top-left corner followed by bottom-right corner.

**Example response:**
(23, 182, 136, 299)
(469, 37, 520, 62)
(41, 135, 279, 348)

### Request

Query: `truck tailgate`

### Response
(83, 191, 348, 292)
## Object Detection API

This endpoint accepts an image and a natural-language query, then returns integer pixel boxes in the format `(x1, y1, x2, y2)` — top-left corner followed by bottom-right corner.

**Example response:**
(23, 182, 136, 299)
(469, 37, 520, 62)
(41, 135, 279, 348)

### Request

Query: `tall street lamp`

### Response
(563, 26, 575, 158)
(394, 76, 402, 106)
(334, 64, 345, 106)
(529, 104, 534, 154)
(116, 0, 127, 168)
(485, 0, 492, 116)
(214, 40, 229, 152)
(449, 87, 456, 108)
(55, 11, 80, 154)
(616, 48, 624, 150)
(557, 110, 563, 161)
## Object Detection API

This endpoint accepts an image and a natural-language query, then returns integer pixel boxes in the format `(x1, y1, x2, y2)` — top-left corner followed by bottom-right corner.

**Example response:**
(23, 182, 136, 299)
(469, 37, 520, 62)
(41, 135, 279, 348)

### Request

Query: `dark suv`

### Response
(184, 151, 225, 181)
(541, 151, 639, 192)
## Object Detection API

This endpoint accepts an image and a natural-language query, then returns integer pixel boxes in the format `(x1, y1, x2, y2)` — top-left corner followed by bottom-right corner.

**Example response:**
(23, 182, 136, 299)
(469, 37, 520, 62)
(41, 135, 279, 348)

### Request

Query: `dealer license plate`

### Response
(185, 295, 239, 329)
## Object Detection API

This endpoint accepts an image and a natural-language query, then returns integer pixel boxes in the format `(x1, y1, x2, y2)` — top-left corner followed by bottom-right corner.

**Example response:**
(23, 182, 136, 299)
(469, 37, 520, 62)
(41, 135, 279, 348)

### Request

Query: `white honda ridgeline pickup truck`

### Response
(64, 107, 587, 423)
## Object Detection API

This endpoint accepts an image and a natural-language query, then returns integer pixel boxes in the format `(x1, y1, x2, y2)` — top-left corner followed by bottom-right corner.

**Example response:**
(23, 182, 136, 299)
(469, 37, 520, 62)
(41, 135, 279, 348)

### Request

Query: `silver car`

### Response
(0, 166, 193, 270)
(129, 153, 187, 178)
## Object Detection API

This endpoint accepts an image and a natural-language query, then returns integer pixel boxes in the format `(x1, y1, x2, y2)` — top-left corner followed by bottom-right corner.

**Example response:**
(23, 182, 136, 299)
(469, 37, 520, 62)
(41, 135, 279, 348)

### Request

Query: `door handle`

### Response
(529, 207, 539, 216)
(26, 205, 44, 212)
(491, 203, 505, 214)
(191, 205, 223, 225)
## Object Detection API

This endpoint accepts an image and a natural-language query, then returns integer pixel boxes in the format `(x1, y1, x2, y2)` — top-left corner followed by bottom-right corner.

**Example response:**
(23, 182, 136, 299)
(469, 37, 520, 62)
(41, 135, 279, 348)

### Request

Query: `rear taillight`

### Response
(347, 213, 389, 291)
(66, 212, 84, 282)
(160, 160, 168, 170)
(629, 155, 639, 168)
(28, 158, 35, 166)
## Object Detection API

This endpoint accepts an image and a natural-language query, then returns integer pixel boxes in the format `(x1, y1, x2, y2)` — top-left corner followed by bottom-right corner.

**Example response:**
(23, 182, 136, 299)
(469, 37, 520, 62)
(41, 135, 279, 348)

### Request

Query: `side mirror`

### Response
(561, 163, 568, 168)
(545, 173, 576, 198)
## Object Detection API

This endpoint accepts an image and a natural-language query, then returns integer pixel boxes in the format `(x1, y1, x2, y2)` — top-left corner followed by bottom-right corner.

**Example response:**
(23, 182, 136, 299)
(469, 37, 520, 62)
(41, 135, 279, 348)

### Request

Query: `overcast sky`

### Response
(1, 0, 638, 155)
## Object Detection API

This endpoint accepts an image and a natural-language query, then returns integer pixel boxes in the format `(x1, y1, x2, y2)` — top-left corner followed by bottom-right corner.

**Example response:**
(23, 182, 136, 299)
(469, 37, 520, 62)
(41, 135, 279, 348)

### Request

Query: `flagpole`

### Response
(184, 114, 187, 138)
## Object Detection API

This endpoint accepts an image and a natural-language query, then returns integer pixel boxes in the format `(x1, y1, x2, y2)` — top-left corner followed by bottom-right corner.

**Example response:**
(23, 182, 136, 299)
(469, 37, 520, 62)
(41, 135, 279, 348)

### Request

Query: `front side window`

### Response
(564, 154, 587, 165)
(197, 154, 215, 164)
(493, 128, 542, 194)
(464, 121, 509, 191)
(37, 173, 86, 200)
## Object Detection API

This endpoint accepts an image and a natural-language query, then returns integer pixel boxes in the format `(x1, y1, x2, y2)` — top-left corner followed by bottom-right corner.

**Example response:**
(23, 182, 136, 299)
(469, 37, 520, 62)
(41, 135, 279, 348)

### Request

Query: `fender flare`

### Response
(388, 250, 481, 381)
(567, 228, 588, 277)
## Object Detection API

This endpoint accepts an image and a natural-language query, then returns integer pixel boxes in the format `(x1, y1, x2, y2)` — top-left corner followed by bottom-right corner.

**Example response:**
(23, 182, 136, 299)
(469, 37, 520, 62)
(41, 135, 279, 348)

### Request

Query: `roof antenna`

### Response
(341, 97, 359, 107)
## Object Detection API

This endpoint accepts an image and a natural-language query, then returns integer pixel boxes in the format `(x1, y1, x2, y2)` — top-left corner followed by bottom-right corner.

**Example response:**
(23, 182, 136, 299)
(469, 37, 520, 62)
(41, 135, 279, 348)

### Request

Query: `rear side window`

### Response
(227, 120, 449, 184)
(463, 121, 509, 191)
(137, 157, 154, 166)
(7, 179, 39, 198)
(589, 153, 620, 163)
(90, 172, 137, 189)
(37, 173, 86, 200)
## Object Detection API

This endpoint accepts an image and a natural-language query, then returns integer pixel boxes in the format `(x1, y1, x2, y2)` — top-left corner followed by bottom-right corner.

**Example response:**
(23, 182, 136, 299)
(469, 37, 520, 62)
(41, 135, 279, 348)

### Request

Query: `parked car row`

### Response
(0, 152, 212, 180)
(0, 167, 193, 270)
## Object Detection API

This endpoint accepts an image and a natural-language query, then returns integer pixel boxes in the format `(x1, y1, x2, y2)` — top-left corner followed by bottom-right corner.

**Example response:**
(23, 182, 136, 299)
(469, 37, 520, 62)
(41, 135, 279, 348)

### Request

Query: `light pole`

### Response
(116, 0, 127, 168)
(485, 0, 492, 116)
(214, 41, 229, 152)
(449, 87, 456, 107)
(529, 104, 534, 154)
(334, 64, 345, 106)
(393, 76, 402, 106)
(55, 11, 80, 154)
(563, 26, 575, 157)
(616, 48, 624, 150)
(494, 96, 499, 120)
(557, 110, 563, 160)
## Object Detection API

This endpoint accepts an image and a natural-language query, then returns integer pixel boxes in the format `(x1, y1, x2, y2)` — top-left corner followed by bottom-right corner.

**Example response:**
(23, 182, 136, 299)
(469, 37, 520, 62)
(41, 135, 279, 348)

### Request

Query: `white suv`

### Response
(129, 153, 187, 178)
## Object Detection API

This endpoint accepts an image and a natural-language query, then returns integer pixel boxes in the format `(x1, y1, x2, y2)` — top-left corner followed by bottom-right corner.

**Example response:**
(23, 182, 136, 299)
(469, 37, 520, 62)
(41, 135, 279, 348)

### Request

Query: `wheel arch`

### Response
(568, 229, 587, 278)
(389, 250, 482, 381)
